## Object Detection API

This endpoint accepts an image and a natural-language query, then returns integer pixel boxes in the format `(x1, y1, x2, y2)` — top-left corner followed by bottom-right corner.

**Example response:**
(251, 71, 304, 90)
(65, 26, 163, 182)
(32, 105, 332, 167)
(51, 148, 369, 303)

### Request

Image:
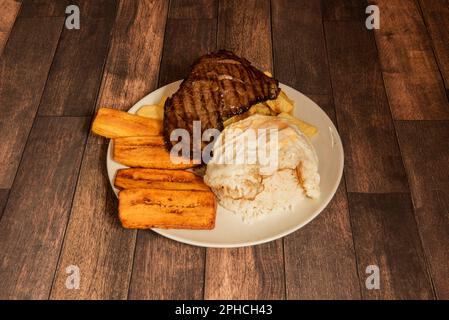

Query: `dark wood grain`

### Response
(0, 117, 89, 299)
(205, 241, 285, 299)
(369, 0, 449, 120)
(159, 0, 217, 86)
(50, 0, 169, 300)
(38, 0, 118, 116)
(324, 18, 408, 193)
(272, 0, 360, 300)
(50, 142, 136, 299)
(396, 121, 449, 299)
(169, 0, 217, 19)
(19, 0, 68, 17)
(272, 0, 331, 95)
(284, 182, 361, 299)
(204, 0, 285, 300)
(418, 0, 449, 90)
(0, 16, 64, 188)
(95, 0, 168, 113)
(348, 193, 434, 299)
(0, 189, 9, 220)
(0, 0, 21, 54)
(322, 0, 367, 21)
(128, 0, 216, 300)
(129, 233, 206, 300)
(217, 0, 272, 71)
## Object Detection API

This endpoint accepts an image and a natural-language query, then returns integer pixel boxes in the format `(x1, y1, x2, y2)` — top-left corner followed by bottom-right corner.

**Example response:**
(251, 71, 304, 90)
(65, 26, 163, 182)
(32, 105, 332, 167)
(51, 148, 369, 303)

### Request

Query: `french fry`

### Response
(136, 104, 164, 120)
(113, 136, 196, 169)
(223, 103, 274, 127)
(249, 103, 273, 116)
(266, 90, 294, 114)
(118, 188, 216, 229)
(91, 108, 162, 138)
(278, 112, 318, 137)
(114, 168, 209, 191)
(158, 95, 168, 108)
(135, 95, 168, 120)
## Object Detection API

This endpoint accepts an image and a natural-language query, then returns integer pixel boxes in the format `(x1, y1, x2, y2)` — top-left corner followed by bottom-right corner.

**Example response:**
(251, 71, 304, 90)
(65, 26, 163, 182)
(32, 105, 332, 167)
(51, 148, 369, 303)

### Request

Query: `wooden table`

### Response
(0, 0, 448, 300)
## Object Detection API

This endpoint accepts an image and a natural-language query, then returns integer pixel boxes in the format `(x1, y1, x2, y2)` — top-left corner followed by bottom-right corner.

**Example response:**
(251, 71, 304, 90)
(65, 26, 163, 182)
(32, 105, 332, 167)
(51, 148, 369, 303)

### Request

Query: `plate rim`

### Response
(107, 80, 344, 248)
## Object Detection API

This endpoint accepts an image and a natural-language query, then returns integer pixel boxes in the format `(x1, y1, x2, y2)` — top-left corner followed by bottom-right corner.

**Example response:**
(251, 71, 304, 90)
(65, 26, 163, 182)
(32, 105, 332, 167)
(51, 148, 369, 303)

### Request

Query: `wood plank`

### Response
(159, 16, 217, 86)
(324, 19, 409, 193)
(217, 0, 272, 71)
(0, 16, 64, 188)
(369, 0, 449, 120)
(50, 142, 136, 299)
(169, 0, 217, 19)
(129, 233, 206, 299)
(0, 0, 21, 55)
(38, 0, 118, 116)
(50, 0, 169, 300)
(272, 0, 331, 95)
(128, 0, 216, 300)
(348, 193, 434, 299)
(272, 0, 360, 299)
(0, 117, 90, 299)
(0, 189, 9, 220)
(322, 0, 367, 21)
(284, 182, 361, 299)
(418, 0, 449, 90)
(205, 241, 285, 299)
(20, 0, 68, 17)
(95, 0, 168, 113)
(396, 121, 449, 299)
(204, 0, 285, 300)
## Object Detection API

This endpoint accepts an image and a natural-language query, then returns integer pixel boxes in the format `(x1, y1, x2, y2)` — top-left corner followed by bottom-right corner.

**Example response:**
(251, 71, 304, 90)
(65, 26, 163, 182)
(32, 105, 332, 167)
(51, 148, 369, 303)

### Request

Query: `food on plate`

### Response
(136, 104, 164, 120)
(114, 168, 210, 191)
(163, 50, 280, 153)
(92, 107, 162, 138)
(136, 96, 168, 120)
(266, 91, 294, 114)
(204, 114, 320, 220)
(277, 112, 317, 137)
(223, 89, 294, 127)
(113, 136, 196, 169)
(118, 188, 216, 229)
(90, 50, 322, 231)
(223, 102, 274, 127)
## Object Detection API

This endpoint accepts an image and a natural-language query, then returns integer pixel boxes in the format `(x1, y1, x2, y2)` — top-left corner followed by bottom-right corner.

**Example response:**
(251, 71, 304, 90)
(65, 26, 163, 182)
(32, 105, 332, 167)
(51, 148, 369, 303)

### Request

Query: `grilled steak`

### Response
(163, 50, 280, 158)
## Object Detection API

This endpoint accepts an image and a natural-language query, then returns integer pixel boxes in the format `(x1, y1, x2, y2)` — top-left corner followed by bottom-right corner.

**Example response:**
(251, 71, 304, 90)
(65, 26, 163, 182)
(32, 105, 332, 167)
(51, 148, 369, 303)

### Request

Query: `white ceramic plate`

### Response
(107, 81, 344, 248)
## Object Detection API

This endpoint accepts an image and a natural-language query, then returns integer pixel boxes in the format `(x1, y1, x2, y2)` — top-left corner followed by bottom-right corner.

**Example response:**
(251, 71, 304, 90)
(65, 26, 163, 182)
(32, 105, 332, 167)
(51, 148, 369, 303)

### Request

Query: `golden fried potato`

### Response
(278, 112, 318, 137)
(137, 104, 164, 120)
(113, 136, 196, 169)
(266, 91, 294, 114)
(158, 95, 168, 108)
(136, 96, 168, 120)
(118, 188, 216, 230)
(249, 103, 272, 116)
(91, 108, 162, 138)
(114, 168, 210, 191)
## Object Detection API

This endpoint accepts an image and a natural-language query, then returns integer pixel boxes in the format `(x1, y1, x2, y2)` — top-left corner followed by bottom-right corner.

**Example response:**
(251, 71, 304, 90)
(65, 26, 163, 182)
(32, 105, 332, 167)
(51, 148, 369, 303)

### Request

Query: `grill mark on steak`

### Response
(163, 50, 280, 158)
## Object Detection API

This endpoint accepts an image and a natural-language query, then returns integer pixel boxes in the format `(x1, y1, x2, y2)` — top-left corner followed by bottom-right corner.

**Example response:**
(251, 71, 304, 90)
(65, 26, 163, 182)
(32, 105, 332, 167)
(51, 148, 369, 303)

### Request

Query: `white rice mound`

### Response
(217, 169, 306, 221)
(204, 114, 320, 222)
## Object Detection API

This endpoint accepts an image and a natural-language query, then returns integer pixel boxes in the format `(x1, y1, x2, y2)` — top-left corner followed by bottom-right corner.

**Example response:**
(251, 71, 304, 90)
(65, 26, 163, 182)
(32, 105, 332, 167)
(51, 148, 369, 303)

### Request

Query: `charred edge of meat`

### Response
(162, 50, 280, 160)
